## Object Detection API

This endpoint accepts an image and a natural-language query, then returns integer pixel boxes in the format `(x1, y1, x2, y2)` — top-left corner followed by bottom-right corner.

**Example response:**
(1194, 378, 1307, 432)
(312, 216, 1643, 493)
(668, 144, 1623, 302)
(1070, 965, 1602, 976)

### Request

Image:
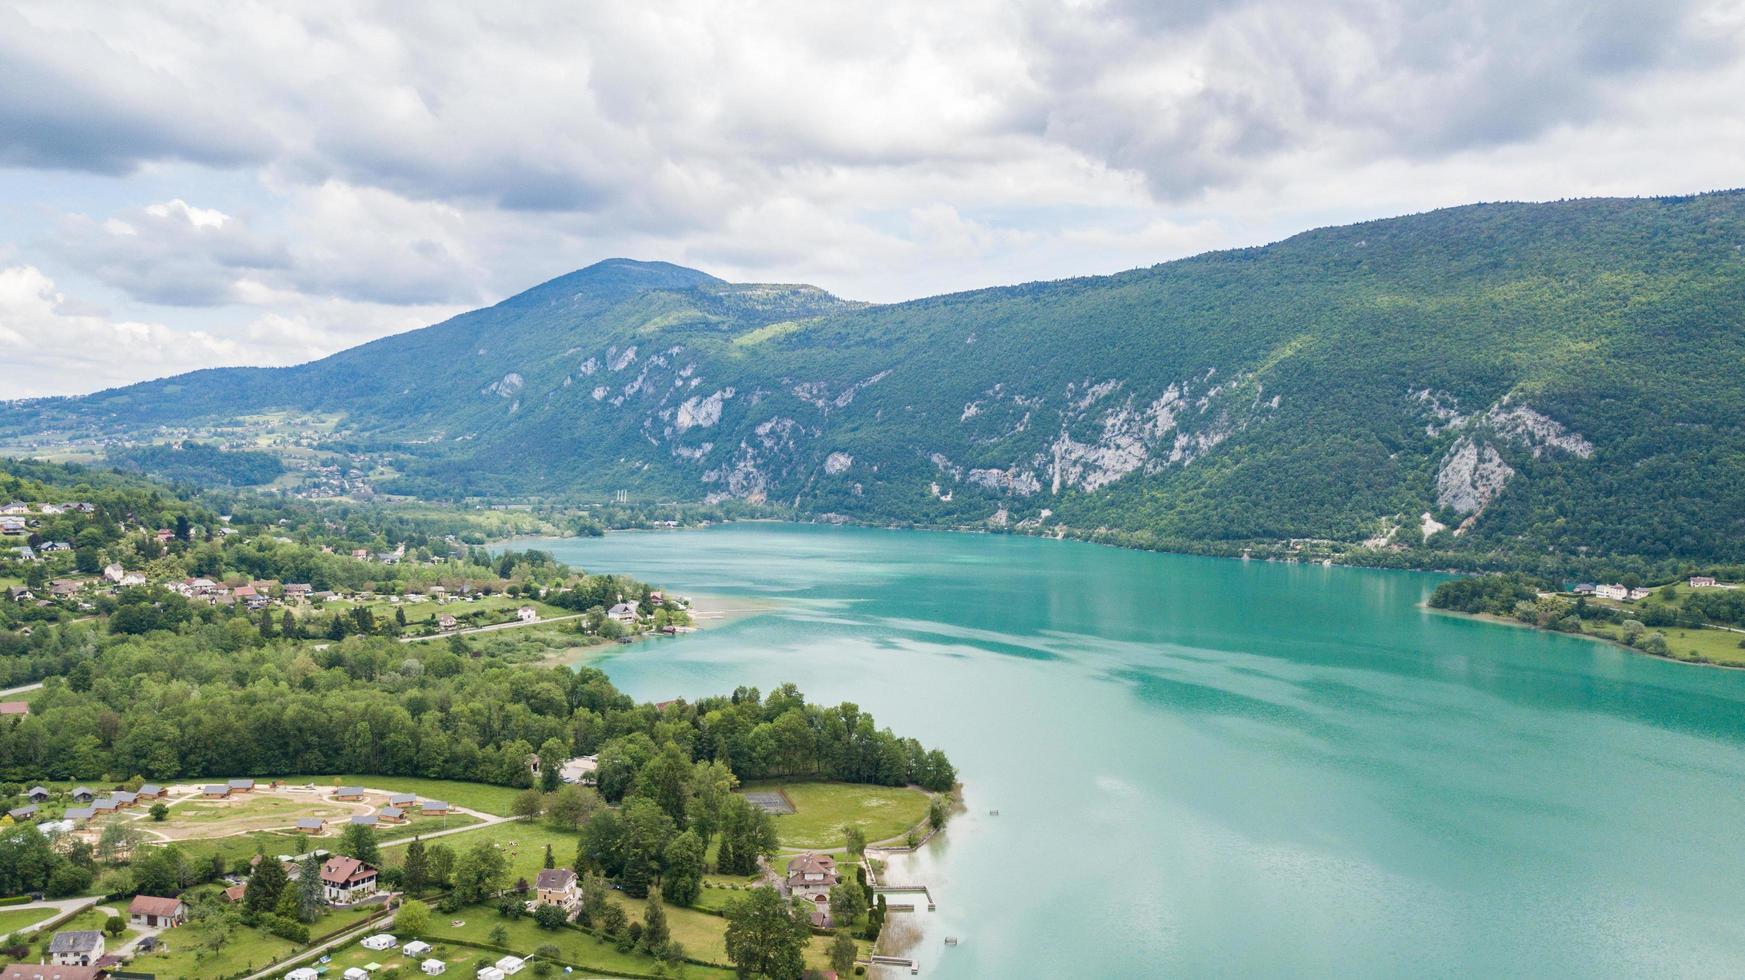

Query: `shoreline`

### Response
(1421, 602, 1745, 671)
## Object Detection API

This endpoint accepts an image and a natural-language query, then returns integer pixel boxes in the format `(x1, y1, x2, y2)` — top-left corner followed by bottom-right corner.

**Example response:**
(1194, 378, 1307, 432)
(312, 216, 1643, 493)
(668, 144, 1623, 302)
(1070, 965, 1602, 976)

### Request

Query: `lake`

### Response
(523, 522, 1745, 977)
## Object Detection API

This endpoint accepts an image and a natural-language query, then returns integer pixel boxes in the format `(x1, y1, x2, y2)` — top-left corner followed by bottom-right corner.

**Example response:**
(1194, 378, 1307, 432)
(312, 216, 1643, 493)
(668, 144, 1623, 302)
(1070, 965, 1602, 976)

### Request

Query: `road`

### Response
(3, 895, 99, 935)
(0, 680, 43, 698)
(400, 613, 583, 642)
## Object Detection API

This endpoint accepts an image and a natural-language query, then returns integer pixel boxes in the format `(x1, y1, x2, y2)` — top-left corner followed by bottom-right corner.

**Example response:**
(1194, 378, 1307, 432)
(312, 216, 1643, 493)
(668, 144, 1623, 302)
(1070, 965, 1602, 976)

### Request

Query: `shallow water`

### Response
(518, 523, 1745, 977)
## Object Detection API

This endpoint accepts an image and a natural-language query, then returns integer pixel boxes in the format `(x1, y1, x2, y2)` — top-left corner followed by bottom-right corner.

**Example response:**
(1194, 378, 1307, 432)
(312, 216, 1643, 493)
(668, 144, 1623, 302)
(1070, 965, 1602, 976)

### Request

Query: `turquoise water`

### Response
(524, 523, 1745, 977)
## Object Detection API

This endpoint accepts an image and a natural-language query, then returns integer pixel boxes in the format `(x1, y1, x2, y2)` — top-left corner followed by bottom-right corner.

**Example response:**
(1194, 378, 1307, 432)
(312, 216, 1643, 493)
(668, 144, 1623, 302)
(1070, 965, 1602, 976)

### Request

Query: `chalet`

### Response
(648, 590, 665, 605)
(0, 502, 27, 515)
(437, 614, 459, 631)
(606, 601, 639, 625)
(0, 519, 27, 536)
(90, 798, 117, 814)
(419, 800, 451, 815)
(783, 852, 840, 904)
(128, 894, 187, 927)
(155, 529, 175, 543)
(388, 793, 417, 808)
(8, 805, 38, 821)
(69, 787, 94, 803)
(202, 784, 232, 799)
(1572, 583, 1596, 595)
(111, 791, 138, 808)
(1691, 576, 1719, 588)
(333, 786, 366, 801)
(319, 855, 379, 904)
(350, 814, 378, 828)
(379, 806, 406, 823)
(297, 817, 327, 833)
(39, 542, 70, 554)
(0, 965, 104, 980)
(0, 702, 29, 717)
(516, 606, 538, 623)
(534, 868, 579, 912)
(352, 549, 370, 559)
(228, 778, 256, 793)
(63, 808, 93, 824)
(284, 584, 313, 601)
(27, 786, 50, 802)
(37, 504, 63, 516)
(47, 930, 104, 967)
(136, 784, 165, 799)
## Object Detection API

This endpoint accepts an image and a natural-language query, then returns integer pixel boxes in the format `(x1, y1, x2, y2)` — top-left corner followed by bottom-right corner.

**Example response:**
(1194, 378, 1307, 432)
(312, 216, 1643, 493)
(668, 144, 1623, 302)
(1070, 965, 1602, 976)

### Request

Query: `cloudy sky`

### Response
(2, 0, 1742, 398)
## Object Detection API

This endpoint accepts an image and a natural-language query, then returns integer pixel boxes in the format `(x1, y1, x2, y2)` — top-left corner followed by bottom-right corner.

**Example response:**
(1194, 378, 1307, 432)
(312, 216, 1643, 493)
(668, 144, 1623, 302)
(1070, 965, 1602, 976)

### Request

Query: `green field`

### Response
(382, 820, 580, 885)
(393, 903, 739, 979)
(128, 903, 380, 980)
(0, 904, 60, 935)
(270, 776, 525, 815)
(748, 781, 931, 849)
(322, 595, 567, 631)
(1587, 622, 1745, 667)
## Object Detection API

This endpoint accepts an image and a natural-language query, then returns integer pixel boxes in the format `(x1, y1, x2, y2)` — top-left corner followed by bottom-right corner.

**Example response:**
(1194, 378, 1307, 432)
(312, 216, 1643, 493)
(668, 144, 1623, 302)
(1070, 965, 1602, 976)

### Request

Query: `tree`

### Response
(544, 784, 599, 831)
(453, 839, 510, 904)
(103, 915, 126, 938)
(339, 822, 381, 865)
(149, 802, 169, 822)
(402, 838, 429, 895)
(542, 843, 555, 870)
(245, 850, 289, 915)
(829, 930, 858, 974)
(296, 853, 325, 922)
(829, 879, 865, 920)
(577, 872, 611, 928)
(273, 885, 301, 923)
(724, 886, 809, 980)
(426, 844, 456, 889)
(396, 898, 430, 938)
(928, 795, 949, 831)
(538, 737, 566, 792)
(533, 902, 568, 929)
(840, 825, 867, 859)
(641, 888, 670, 952)
(488, 923, 509, 947)
(661, 831, 704, 906)
(511, 788, 545, 821)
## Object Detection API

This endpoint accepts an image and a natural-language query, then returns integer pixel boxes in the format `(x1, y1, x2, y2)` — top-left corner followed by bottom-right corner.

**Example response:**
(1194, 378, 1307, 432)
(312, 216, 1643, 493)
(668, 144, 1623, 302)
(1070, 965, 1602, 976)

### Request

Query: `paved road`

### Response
(400, 613, 583, 643)
(0, 680, 44, 698)
(3, 895, 99, 935)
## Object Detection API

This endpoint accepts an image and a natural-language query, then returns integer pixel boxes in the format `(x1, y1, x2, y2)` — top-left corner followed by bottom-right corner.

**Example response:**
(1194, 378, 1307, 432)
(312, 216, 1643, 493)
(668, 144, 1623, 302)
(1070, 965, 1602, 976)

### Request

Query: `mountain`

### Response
(7, 194, 1745, 569)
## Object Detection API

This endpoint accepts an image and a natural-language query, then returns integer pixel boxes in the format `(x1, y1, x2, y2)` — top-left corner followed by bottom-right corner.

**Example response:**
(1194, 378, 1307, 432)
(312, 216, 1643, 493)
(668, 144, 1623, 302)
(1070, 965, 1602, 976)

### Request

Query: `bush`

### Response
(533, 903, 568, 929)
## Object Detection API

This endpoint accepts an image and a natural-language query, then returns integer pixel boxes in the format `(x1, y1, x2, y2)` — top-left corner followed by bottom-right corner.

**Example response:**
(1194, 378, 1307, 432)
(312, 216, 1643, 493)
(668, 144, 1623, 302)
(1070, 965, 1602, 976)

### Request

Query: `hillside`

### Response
(6, 194, 1745, 570)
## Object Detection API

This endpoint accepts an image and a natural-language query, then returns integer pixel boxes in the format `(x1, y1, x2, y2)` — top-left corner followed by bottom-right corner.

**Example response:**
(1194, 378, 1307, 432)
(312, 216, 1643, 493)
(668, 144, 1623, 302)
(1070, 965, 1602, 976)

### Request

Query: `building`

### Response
(69, 787, 94, 803)
(333, 786, 366, 801)
(287, 970, 320, 980)
(403, 940, 432, 956)
(0, 702, 29, 717)
(27, 786, 50, 802)
(228, 778, 256, 793)
(361, 933, 398, 951)
(1691, 576, 1719, 588)
(379, 806, 406, 823)
(297, 817, 327, 833)
(350, 814, 378, 827)
(389, 793, 417, 808)
(606, 601, 639, 625)
(63, 808, 93, 825)
(223, 883, 248, 903)
(7, 804, 36, 822)
(202, 784, 232, 798)
(1593, 584, 1630, 601)
(495, 956, 526, 975)
(516, 606, 538, 623)
(1627, 587, 1653, 601)
(421, 959, 447, 975)
(47, 931, 104, 966)
(419, 800, 451, 815)
(136, 784, 165, 799)
(112, 791, 137, 809)
(534, 868, 580, 912)
(320, 855, 379, 904)
(437, 613, 459, 631)
(128, 895, 187, 928)
(784, 852, 841, 905)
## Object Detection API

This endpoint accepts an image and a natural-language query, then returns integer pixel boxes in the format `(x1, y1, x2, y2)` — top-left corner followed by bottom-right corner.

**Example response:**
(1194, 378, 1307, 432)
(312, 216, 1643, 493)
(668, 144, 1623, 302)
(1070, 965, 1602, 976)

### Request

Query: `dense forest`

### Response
(5, 193, 1744, 575)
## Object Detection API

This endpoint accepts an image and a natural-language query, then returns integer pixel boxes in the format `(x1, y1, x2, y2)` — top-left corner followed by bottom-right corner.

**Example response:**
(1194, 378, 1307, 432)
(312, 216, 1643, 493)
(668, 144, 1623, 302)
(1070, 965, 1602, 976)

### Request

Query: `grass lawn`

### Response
(746, 781, 931, 849)
(1586, 623, 1745, 667)
(616, 897, 865, 973)
(128, 904, 380, 980)
(0, 905, 56, 935)
(270, 776, 526, 815)
(382, 820, 582, 886)
(174, 830, 311, 869)
(402, 904, 739, 979)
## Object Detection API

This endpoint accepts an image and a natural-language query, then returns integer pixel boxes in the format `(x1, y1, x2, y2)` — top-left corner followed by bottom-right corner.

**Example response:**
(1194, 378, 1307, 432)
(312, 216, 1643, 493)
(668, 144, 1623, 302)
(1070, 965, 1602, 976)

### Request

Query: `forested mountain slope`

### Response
(7, 193, 1744, 566)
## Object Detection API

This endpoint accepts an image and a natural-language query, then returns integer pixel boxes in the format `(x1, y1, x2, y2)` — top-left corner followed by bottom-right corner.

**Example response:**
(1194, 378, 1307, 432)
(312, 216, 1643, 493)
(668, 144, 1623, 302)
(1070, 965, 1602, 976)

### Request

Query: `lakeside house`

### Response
(320, 855, 379, 904)
(47, 931, 104, 967)
(129, 895, 187, 927)
(1594, 584, 1631, 601)
(534, 868, 580, 913)
(784, 853, 841, 925)
(606, 601, 639, 625)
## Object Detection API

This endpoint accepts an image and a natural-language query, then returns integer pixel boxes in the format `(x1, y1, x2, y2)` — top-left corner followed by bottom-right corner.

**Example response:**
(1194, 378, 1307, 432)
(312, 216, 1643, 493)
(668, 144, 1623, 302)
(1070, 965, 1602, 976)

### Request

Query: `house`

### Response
(10, 546, 34, 561)
(136, 784, 165, 799)
(27, 786, 50, 802)
(437, 614, 459, 631)
(90, 798, 117, 815)
(350, 814, 378, 827)
(516, 606, 538, 623)
(70, 787, 94, 803)
(1691, 576, 1719, 588)
(495, 956, 526, 975)
(333, 786, 366, 801)
(1628, 587, 1653, 601)
(419, 800, 451, 815)
(534, 868, 579, 912)
(1572, 583, 1596, 595)
(0, 966, 104, 980)
(128, 894, 187, 927)
(39, 542, 71, 554)
(284, 584, 313, 601)
(202, 784, 232, 799)
(606, 601, 639, 625)
(403, 940, 432, 956)
(112, 791, 137, 808)
(103, 564, 126, 583)
(5, 587, 32, 602)
(361, 933, 398, 951)
(320, 855, 379, 904)
(63, 808, 93, 824)
(389, 793, 417, 807)
(296, 817, 327, 833)
(379, 806, 406, 823)
(1594, 584, 1630, 601)
(422, 959, 447, 975)
(223, 883, 247, 903)
(48, 580, 82, 598)
(0, 701, 29, 717)
(228, 778, 256, 793)
(287, 969, 321, 980)
(7, 805, 37, 821)
(783, 852, 840, 904)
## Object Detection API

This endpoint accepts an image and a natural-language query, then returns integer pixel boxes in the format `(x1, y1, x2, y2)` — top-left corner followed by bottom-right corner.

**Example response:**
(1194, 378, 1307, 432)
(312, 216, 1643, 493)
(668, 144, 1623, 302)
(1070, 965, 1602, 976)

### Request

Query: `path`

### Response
(3, 895, 99, 935)
(400, 613, 583, 642)
(0, 680, 43, 698)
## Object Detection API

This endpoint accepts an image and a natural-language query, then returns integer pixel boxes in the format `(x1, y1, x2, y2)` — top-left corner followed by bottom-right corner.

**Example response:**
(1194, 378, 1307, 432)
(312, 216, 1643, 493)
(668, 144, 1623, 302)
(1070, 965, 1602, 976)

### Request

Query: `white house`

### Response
(403, 940, 432, 956)
(1691, 576, 1719, 588)
(422, 960, 448, 976)
(1627, 587, 1653, 601)
(606, 601, 639, 625)
(361, 933, 398, 951)
(1594, 584, 1630, 601)
(516, 606, 538, 623)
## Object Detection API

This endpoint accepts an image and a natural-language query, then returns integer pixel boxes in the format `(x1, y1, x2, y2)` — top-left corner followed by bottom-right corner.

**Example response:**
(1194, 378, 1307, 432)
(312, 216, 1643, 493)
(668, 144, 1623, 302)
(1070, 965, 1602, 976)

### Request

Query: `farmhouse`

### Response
(320, 855, 379, 904)
(0, 702, 29, 717)
(129, 895, 187, 928)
